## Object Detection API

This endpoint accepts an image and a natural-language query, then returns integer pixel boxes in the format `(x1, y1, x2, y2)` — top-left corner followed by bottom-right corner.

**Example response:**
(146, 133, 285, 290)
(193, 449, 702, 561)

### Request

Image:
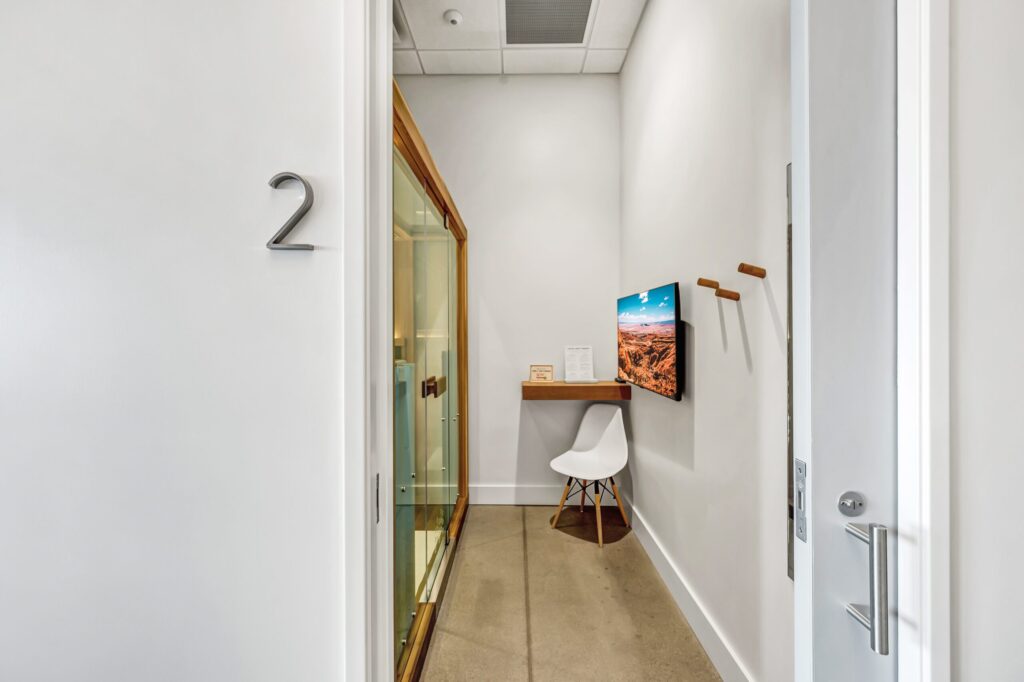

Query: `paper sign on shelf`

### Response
(564, 346, 597, 383)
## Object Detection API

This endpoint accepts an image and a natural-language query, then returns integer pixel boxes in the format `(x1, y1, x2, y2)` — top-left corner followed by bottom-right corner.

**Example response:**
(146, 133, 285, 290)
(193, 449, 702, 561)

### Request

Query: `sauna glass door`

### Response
(393, 149, 456, 665)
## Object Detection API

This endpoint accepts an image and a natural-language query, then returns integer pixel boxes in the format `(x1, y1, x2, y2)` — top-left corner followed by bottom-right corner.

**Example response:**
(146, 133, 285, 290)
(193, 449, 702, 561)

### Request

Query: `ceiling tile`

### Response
(419, 50, 503, 75)
(502, 48, 586, 73)
(399, 0, 501, 50)
(394, 50, 423, 75)
(588, 0, 647, 49)
(582, 49, 627, 73)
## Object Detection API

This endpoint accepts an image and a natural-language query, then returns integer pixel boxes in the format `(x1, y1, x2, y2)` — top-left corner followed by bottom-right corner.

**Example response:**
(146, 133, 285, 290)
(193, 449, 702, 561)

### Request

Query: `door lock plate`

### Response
(795, 459, 808, 542)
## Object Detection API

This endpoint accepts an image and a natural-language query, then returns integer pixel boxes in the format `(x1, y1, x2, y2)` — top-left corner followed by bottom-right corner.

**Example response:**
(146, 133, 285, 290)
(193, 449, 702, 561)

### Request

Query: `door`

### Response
(392, 147, 454, 668)
(791, 0, 897, 680)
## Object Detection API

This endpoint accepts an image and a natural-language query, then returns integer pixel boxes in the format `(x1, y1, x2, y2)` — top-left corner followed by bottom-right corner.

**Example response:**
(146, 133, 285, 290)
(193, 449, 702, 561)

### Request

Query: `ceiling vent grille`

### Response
(505, 0, 593, 45)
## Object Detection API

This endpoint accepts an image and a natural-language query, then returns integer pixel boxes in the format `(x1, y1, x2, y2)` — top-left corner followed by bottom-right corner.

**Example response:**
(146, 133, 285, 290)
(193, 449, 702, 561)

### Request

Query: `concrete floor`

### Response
(421, 505, 721, 681)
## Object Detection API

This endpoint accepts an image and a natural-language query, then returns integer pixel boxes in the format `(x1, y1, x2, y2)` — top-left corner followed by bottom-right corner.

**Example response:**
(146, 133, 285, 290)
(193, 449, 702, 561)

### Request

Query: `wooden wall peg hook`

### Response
(715, 288, 741, 301)
(697, 278, 720, 290)
(738, 263, 767, 278)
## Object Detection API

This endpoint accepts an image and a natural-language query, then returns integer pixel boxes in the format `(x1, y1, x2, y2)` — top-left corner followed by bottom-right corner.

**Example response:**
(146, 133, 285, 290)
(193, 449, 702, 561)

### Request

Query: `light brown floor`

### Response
(421, 505, 721, 682)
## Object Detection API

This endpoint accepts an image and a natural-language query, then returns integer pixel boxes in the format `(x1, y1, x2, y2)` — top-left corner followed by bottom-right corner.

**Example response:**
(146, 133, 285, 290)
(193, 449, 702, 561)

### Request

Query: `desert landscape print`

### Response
(617, 284, 679, 399)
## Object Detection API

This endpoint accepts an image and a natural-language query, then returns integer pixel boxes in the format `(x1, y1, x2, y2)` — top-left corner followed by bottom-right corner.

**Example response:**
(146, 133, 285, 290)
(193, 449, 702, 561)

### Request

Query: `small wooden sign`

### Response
(529, 364, 554, 382)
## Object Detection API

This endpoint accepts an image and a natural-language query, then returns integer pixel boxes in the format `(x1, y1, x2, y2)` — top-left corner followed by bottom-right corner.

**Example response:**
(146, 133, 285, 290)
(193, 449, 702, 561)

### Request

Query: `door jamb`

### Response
(896, 0, 951, 680)
(343, 0, 393, 680)
(367, 0, 394, 680)
(363, 0, 955, 679)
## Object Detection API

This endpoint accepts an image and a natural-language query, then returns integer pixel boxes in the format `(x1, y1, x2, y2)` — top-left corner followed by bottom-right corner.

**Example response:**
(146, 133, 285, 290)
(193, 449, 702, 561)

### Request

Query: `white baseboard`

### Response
(626, 497, 754, 682)
(469, 483, 618, 506)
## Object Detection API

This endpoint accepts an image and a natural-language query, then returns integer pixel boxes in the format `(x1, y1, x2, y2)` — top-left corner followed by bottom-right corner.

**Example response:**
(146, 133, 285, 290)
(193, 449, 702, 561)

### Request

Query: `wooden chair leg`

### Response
(610, 477, 630, 528)
(552, 477, 573, 528)
(579, 480, 588, 512)
(595, 486, 604, 547)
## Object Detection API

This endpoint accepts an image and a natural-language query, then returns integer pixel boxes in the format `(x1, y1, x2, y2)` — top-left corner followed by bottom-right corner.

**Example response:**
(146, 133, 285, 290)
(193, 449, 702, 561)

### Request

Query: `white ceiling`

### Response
(394, 0, 647, 75)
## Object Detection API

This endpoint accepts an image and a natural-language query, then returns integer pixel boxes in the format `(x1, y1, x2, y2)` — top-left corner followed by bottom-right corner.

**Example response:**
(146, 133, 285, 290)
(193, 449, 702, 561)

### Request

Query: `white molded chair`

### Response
(549, 403, 630, 546)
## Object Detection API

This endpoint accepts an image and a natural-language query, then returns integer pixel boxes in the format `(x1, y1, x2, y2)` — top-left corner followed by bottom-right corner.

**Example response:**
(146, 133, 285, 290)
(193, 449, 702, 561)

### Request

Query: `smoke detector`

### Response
(443, 9, 463, 26)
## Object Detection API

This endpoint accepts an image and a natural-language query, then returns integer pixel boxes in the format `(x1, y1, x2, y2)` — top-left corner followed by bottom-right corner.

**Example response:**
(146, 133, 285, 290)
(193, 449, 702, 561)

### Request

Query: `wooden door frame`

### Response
(390, 79, 471, 682)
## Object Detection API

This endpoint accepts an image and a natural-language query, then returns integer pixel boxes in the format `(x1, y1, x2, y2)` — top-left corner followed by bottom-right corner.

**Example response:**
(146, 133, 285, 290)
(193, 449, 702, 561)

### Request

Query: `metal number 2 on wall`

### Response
(267, 171, 314, 250)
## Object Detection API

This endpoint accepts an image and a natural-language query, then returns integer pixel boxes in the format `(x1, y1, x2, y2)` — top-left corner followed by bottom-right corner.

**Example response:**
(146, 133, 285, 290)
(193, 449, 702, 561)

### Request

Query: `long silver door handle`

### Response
(844, 522, 890, 655)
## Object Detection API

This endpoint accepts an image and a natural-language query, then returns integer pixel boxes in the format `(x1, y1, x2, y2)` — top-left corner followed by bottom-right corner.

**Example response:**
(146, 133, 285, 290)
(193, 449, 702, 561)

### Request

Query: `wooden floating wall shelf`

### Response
(522, 381, 632, 401)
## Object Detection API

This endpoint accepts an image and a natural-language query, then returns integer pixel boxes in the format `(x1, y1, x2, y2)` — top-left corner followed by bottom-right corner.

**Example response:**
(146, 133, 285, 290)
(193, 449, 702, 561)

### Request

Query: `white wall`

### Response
(950, 1, 1024, 678)
(396, 75, 621, 505)
(0, 2, 349, 680)
(619, 0, 792, 680)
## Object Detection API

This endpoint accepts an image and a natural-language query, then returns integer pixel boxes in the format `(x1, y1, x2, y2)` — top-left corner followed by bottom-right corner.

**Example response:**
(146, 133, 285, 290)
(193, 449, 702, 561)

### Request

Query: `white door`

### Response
(791, 0, 898, 680)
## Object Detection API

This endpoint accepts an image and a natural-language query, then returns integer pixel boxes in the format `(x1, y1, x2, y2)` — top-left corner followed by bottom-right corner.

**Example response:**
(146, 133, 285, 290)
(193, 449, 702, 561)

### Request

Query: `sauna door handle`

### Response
(421, 376, 447, 398)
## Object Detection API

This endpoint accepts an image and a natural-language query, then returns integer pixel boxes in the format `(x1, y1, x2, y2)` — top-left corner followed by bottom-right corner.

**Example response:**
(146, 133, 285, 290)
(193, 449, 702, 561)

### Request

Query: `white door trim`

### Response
(368, 0, 395, 678)
(342, 0, 370, 677)
(342, 0, 392, 679)
(896, 0, 951, 680)
(370, 0, 397, 675)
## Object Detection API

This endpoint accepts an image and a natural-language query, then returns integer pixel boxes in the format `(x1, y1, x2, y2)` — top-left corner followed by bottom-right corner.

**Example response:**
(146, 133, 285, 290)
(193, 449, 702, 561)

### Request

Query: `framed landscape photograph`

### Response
(617, 283, 683, 401)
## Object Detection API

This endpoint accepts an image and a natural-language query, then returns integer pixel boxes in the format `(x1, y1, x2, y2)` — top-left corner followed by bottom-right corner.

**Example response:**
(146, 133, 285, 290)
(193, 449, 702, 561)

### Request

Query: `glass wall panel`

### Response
(446, 232, 460, 521)
(417, 179, 448, 602)
(393, 147, 459, 668)
(392, 150, 420, 661)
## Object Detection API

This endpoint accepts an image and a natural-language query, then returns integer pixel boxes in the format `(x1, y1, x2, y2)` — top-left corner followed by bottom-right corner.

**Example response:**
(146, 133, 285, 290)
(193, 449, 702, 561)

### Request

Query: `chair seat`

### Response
(549, 405, 631, 545)
(550, 449, 623, 482)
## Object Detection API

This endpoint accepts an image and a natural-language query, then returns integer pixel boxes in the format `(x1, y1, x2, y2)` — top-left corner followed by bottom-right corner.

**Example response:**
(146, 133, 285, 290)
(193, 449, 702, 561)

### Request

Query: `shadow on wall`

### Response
(762, 276, 786, 353)
(719, 274, 787, 373)
(719, 297, 756, 373)
(737, 301, 754, 373)
(621, 320, 696, 511)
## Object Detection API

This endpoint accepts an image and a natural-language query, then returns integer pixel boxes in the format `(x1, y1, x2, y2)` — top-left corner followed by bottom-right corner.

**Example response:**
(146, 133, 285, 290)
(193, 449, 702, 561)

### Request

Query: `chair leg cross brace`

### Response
(551, 476, 631, 546)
